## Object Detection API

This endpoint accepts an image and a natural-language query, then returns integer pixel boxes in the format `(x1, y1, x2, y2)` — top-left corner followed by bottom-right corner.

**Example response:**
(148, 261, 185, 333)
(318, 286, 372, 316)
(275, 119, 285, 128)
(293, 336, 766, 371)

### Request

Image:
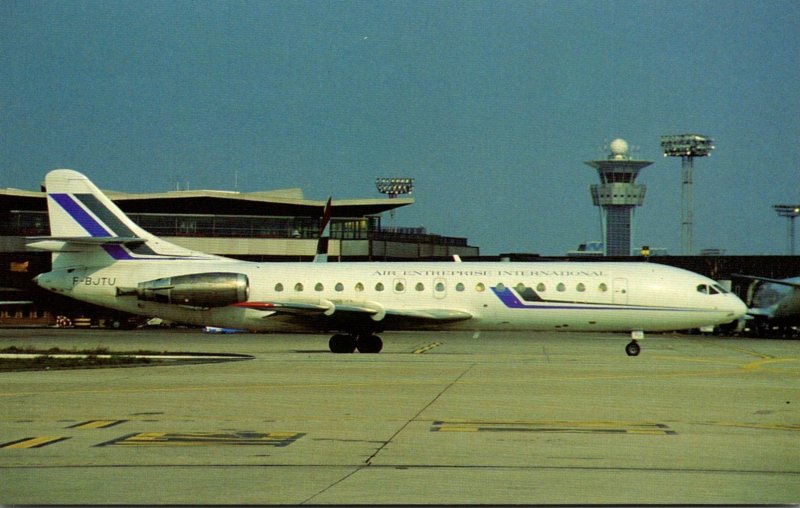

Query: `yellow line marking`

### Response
(742, 357, 798, 371)
(68, 419, 127, 429)
(1, 436, 69, 449)
(430, 420, 676, 435)
(700, 421, 800, 432)
(98, 431, 305, 447)
(413, 342, 442, 354)
(719, 344, 774, 359)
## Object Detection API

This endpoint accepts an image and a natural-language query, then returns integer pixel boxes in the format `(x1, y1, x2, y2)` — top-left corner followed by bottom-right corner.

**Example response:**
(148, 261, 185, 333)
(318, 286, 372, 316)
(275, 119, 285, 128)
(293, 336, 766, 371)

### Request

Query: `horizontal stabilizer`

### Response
(27, 236, 145, 252)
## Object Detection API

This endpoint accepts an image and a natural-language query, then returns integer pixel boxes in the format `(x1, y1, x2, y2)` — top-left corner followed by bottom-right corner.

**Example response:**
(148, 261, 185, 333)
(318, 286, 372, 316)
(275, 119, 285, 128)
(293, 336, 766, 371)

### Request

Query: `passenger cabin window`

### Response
(315, 283, 324, 292)
(556, 283, 566, 292)
(375, 282, 385, 292)
(395, 281, 405, 293)
(576, 283, 586, 292)
(599, 283, 608, 292)
(537, 283, 546, 292)
(476, 282, 485, 292)
(456, 283, 465, 292)
(355, 282, 364, 292)
(275, 283, 284, 292)
(415, 282, 425, 292)
(294, 283, 304, 292)
(335, 283, 344, 292)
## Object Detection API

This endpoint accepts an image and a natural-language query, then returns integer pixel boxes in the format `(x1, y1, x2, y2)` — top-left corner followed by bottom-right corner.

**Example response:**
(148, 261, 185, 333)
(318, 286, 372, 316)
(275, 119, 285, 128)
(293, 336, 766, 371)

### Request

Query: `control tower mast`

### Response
(660, 134, 715, 255)
(584, 139, 653, 256)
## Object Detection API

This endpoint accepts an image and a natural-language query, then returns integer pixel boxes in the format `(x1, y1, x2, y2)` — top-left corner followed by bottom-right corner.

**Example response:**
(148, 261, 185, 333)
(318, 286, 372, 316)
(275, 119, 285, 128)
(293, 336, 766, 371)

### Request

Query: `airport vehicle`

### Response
(202, 326, 246, 334)
(737, 274, 800, 337)
(30, 169, 747, 356)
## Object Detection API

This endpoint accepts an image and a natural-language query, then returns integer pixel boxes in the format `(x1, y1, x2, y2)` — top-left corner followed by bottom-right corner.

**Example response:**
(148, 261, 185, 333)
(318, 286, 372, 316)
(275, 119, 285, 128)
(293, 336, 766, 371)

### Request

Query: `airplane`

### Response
(735, 274, 800, 337)
(30, 169, 747, 356)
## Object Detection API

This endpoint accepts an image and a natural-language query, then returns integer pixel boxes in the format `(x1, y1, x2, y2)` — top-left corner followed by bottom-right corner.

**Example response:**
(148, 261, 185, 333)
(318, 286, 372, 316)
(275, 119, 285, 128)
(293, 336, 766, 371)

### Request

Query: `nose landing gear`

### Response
(625, 330, 644, 357)
(625, 340, 641, 357)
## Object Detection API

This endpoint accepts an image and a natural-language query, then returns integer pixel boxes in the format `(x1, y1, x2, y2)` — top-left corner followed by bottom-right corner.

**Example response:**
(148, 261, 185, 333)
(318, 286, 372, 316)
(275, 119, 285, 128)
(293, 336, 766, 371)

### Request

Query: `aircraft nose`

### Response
(730, 294, 748, 319)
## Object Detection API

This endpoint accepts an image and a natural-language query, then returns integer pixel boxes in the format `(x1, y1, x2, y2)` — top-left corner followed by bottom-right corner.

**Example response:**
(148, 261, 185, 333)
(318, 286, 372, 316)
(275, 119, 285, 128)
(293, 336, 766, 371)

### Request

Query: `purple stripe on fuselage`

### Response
(50, 193, 111, 237)
(102, 244, 135, 260)
(490, 286, 697, 312)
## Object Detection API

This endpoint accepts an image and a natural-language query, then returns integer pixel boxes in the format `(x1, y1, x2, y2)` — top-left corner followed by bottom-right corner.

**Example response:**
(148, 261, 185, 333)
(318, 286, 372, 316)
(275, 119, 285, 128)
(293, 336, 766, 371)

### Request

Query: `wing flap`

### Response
(233, 300, 334, 316)
(233, 299, 471, 326)
(385, 308, 473, 322)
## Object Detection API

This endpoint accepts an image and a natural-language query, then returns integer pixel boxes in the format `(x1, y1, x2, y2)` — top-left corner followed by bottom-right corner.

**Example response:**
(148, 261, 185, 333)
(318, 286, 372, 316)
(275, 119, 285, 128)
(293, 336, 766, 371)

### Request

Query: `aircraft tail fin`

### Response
(313, 196, 333, 263)
(31, 169, 219, 268)
(44, 169, 155, 241)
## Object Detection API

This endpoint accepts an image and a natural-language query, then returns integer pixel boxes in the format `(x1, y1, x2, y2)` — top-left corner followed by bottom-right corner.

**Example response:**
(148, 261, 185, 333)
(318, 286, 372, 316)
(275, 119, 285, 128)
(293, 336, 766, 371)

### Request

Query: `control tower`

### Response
(585, 139, 653, 256)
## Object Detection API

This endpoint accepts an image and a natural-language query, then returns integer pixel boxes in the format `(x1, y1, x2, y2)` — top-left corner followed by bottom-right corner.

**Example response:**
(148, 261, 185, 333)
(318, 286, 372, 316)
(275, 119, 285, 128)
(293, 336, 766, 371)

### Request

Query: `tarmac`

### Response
(0, 327, 798, 505)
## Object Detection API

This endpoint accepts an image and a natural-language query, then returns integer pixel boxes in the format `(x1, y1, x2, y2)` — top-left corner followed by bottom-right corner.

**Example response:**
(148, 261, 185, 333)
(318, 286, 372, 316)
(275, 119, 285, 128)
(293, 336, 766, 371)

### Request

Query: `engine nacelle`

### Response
(137, 272, 249, 308)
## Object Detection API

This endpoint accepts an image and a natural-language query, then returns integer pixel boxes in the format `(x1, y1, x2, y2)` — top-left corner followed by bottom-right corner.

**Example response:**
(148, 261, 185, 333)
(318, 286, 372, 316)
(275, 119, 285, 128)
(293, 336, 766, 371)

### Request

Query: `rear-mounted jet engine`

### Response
(135, 272, 249, 307)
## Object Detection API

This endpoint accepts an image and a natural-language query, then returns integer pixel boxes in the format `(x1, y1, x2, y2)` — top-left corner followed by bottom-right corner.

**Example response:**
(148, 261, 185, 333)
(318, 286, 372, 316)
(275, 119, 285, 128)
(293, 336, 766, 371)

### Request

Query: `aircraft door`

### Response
(434, 278, 447, 299)
(612, 278, 628, 305)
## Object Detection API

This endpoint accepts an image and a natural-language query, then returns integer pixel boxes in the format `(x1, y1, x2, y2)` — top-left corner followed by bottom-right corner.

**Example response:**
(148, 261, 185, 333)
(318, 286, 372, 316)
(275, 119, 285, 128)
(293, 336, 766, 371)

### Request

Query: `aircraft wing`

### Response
(746, 307, 774, 318)
(735, 274, 800, 289)
(233, 300, 472, 327)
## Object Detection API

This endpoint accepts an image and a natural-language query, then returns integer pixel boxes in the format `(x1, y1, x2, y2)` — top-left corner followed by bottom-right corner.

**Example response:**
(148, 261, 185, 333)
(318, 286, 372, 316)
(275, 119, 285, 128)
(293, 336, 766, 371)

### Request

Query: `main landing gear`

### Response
(625, 330, 644, 357)
(328, 334, 383, 354)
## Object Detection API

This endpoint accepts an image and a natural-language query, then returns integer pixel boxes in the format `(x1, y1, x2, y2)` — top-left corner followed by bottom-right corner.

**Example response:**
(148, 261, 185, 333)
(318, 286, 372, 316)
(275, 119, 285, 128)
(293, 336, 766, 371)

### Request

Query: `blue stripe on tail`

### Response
(50, 193, 112, 237)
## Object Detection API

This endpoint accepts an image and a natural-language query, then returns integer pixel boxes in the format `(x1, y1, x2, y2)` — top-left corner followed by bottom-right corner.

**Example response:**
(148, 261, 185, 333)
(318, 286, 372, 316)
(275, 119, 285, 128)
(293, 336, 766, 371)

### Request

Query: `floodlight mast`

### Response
(375, 177, 414, 229)
(660, 134, 715, 255)
(774, 204, 800, 255)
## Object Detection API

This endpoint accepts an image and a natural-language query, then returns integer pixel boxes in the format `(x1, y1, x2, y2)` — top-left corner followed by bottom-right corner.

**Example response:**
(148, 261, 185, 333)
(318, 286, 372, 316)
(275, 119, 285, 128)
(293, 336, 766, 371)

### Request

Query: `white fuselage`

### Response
(37, 259, 747, 334)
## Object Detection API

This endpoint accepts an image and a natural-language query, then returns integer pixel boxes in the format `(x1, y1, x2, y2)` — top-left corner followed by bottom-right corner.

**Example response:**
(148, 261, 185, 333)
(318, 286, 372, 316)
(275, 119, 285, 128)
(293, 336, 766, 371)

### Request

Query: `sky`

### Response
(1, 0, 798, 256)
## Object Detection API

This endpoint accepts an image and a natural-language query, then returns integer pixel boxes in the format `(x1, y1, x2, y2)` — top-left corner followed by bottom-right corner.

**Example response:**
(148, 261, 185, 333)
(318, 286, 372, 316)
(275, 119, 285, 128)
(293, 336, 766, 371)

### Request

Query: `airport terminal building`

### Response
(0, 184, 478, 326)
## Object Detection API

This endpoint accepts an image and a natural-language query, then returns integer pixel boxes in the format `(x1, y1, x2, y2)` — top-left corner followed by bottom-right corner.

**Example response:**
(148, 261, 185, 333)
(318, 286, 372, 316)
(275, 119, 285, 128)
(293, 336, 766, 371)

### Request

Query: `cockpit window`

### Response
(697, 283, 726, 295)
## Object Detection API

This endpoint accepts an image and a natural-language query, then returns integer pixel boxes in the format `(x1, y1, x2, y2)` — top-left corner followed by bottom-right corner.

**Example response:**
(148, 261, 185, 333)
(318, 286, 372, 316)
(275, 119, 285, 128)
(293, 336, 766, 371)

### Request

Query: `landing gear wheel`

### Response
(329, 334, 357, 354)
(356, 334, 383, 354)
(625, 340, 641, 357)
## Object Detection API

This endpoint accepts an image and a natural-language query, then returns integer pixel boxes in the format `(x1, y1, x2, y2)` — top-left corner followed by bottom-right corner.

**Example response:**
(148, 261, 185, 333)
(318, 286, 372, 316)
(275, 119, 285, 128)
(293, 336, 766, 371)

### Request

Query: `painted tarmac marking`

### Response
(0, 436, 70, 449)
(431, 420, 677, 435)
(67, 419, 128, 429)
(413, 342, 442, 354)
(699, 421, 800, 432)
(96, 431, 305, 447)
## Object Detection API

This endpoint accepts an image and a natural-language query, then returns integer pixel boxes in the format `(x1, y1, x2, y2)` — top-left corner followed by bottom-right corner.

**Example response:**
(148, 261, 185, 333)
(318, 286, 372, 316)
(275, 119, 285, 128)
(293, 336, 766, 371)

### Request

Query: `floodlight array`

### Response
(375, 178, 414, 197)
(774, 205, 800, 218)
(660, 134, 715, 157)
